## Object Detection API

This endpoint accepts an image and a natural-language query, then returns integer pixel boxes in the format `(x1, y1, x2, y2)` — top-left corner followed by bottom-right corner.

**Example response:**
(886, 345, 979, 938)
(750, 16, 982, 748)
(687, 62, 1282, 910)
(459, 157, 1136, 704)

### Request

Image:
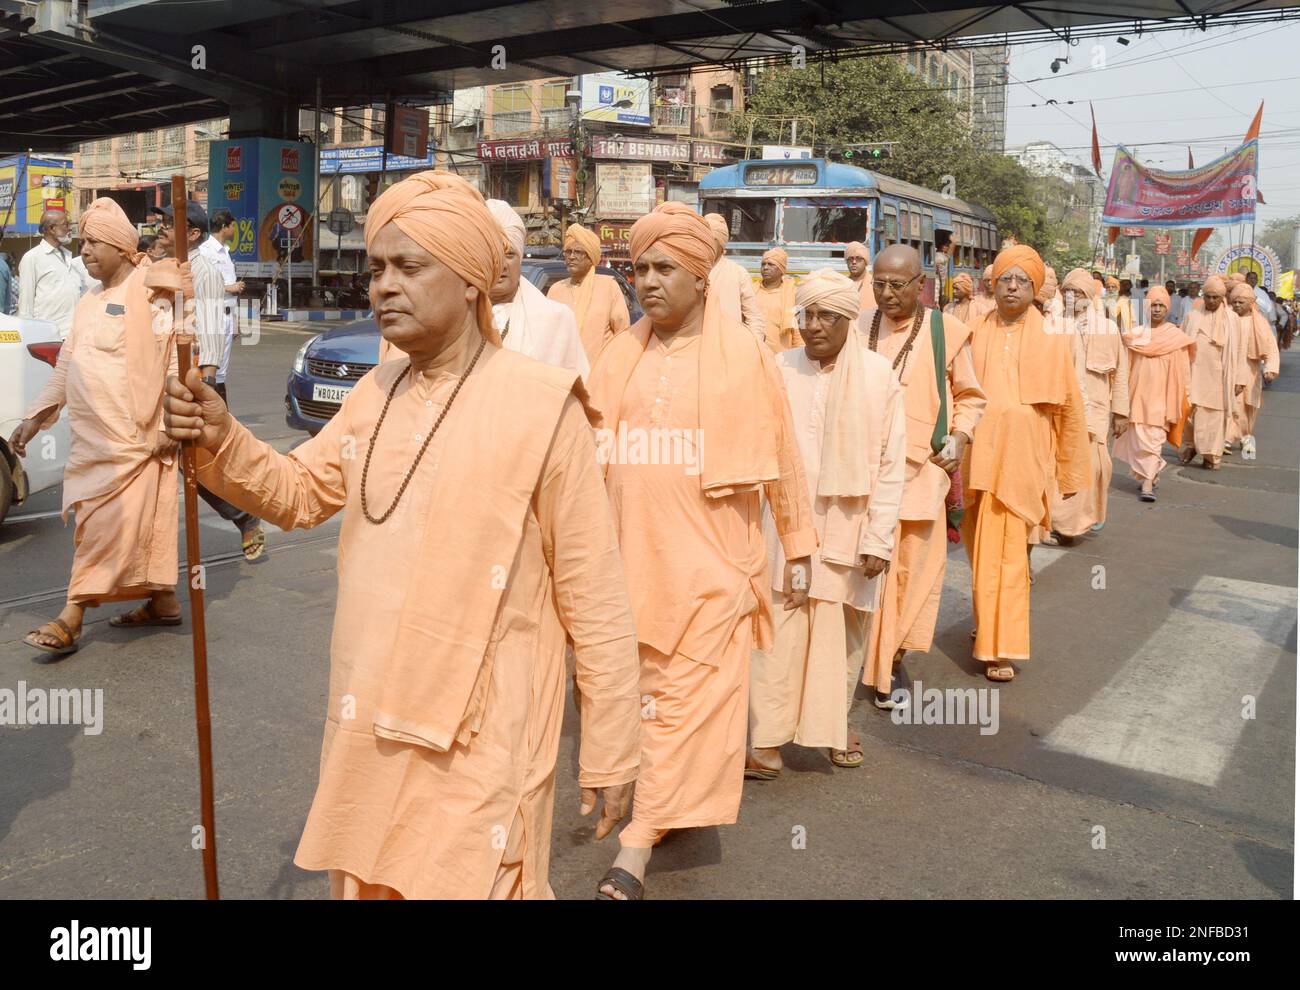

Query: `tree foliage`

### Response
(1259, 214, 1299, 269)
(738, 58, 1051, 247)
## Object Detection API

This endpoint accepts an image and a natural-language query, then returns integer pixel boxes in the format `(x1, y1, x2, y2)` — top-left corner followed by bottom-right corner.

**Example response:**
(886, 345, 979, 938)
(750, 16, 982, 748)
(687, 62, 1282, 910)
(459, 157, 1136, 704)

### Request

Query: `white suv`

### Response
(0, 315, 71, 524)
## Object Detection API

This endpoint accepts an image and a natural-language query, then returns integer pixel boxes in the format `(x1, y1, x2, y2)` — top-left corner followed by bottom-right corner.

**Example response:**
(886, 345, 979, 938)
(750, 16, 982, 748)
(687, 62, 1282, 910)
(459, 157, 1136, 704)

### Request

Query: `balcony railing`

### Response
(652, 104, 691, 133)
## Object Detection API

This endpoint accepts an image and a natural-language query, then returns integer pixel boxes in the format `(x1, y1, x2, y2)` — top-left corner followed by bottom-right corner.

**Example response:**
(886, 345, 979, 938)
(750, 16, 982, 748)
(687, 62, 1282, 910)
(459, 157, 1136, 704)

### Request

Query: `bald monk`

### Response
(11, 198, 182, 656)
(1179, 275, 1247, 471)
(1113, 286, 1194, 501)
(703, 213, 764, 341)
(960, 245, 1089, 681)
(1226, 282, 1280, 453)
(747, 269, 905, 776)
(844, 241, 877, 310)
(755, 247, 801, 352)
(1046, 268, 1129, 542)
(162, 171, 642, 899)
(485, 199, 589, 378)
(587, 201, 815, 899)
(548, 223, 630, 364)
(858, 245, 985, 707)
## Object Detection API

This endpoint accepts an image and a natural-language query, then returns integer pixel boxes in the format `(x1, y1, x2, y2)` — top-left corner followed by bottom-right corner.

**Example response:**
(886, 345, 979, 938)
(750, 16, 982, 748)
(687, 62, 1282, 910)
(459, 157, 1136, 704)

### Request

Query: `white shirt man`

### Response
(17, 211, 82, 338)
(197, 232, 237, 383)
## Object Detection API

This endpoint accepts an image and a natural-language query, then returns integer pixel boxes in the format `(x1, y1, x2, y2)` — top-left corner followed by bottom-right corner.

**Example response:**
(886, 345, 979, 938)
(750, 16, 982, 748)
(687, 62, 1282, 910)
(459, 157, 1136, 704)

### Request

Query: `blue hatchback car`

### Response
(285, 260, 642, 434)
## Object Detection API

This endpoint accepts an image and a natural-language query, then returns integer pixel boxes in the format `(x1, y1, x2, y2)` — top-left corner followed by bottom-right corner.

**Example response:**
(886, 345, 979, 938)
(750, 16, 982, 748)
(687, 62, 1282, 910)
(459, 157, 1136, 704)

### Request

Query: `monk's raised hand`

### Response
(164, 367, 231, 451)
(580, 781, 633, 840)
(862, 554, 889, 579)
(8, 418, 39, 458)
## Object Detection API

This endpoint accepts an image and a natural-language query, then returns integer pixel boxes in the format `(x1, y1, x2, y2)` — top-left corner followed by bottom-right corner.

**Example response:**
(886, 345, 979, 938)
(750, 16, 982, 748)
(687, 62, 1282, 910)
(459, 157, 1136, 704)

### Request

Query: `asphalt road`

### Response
(0, 324, 1294, 899)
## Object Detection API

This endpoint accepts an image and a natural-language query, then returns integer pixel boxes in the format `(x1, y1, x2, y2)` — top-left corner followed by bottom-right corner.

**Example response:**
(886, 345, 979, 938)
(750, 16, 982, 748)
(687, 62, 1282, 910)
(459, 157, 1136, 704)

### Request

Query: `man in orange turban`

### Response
(844, 240, 877, 310)
(161, 171, 642, 899)
(1179, 274, 1247, 469)
(586, 200, 816, 899)
(11, 198, 184, 656)
(944, 272, 976, 323)
(703, 212, 764, 341)
(547, 222, 630, 363)
(1045, 268, 1129, 544)
(857, 245, 985, 707)
(755, 246, 800, 352)
(1226, 281, 1280, 453)
(1113, 285, 1194, 500)
(959, 245, 1089, 680)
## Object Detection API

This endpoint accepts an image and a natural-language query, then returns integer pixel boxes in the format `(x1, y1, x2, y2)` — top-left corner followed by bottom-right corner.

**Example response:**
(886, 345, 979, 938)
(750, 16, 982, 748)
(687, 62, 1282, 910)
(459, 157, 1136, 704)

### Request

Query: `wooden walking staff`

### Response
(170, 173, 220, 899)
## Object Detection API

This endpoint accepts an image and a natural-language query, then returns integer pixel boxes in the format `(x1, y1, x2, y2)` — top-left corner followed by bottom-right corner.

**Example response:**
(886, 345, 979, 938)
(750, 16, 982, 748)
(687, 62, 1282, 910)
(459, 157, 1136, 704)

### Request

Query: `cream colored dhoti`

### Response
(750, 594, 868, 752)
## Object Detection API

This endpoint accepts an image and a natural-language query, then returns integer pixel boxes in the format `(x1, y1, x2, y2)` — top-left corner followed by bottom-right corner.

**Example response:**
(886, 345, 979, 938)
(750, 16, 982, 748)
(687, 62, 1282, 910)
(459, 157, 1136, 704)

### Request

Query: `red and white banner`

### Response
(1102, 141, 1258, 227)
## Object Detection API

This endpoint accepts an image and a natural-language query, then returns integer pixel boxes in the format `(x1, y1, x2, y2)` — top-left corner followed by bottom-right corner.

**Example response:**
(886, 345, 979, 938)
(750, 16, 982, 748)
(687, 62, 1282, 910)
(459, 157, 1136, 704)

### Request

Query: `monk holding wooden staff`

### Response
(162, 171, 642, 899)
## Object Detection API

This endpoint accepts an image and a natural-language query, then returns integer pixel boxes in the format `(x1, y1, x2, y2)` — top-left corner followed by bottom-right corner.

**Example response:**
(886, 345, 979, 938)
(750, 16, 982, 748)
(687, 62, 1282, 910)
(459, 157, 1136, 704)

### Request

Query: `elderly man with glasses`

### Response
(547, 223, 630, 363)
(958, 245, 1088, 682)
(17, 209, 83, 339)
(855, 245, 986, 709)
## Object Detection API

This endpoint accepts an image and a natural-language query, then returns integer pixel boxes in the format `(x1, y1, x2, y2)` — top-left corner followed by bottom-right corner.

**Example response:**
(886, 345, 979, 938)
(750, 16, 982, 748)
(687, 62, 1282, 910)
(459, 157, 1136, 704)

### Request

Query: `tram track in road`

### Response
(0, 530, 340, 615)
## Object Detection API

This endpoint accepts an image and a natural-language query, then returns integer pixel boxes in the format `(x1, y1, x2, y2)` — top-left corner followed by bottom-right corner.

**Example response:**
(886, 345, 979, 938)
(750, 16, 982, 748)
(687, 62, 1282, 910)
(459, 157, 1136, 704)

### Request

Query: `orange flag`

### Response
(1190, 227, 1213, 258)
(1090, 104, 1103, 176)
(1107, 226, 1121, 246)
(1243, 101, 1264, 142)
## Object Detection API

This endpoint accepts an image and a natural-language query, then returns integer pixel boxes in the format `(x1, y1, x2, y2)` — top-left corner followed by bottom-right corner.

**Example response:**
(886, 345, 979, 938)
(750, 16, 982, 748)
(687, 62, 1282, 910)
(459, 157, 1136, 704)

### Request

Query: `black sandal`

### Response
(595, 866, 644, 900)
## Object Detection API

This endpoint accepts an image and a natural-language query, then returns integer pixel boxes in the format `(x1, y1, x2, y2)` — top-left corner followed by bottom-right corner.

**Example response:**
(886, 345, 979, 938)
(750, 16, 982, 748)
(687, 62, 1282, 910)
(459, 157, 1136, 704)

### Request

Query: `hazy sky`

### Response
(1004, 19, 1300, 226)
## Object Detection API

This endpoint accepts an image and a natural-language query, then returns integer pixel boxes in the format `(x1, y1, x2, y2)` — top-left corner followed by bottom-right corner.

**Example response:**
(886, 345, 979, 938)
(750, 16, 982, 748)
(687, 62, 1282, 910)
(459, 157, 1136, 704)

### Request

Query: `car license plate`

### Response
(312, 383, 351, 404)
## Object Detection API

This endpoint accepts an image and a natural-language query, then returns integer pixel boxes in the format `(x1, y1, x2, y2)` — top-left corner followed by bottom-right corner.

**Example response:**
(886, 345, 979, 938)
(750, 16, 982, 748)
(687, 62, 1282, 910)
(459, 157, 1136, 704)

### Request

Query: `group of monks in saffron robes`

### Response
(20, 163, 1285, 899)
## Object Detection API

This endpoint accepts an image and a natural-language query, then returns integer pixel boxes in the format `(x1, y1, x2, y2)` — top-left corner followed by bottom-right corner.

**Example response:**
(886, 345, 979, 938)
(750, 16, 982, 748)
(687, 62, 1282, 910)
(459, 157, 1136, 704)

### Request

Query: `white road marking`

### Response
(3, 509, 65, 523)
(1045, 576, 1293, 786)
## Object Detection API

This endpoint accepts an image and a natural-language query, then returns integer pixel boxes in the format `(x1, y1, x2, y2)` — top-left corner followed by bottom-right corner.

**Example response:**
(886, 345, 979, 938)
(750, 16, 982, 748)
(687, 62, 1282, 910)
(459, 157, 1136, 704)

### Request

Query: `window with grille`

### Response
(492, 85, 533, 135)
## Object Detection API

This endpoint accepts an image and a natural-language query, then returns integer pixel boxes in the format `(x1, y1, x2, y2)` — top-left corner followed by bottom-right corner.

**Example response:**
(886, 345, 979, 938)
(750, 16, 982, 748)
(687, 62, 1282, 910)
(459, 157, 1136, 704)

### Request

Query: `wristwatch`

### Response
(201, 374, 218, 388)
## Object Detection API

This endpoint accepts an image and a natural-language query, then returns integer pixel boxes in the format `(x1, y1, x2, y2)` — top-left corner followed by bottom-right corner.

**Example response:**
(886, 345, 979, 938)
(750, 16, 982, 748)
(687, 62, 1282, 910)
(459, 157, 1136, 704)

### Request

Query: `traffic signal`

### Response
(841, 143, 892, 162)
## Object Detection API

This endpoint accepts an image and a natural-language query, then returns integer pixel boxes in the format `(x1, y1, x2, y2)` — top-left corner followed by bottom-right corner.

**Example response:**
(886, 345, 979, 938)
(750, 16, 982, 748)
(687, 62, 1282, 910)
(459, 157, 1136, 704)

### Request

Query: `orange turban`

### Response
(845, 241, 870, 261)
(81, 196, 141, 261)
(365, 170, 503, 342)
(1061, 267, 1094, 299)
(1106, 275, 1120, 292)
(628, 202, 715, 280)
(991, 244, 1045, 294)
(952, 272, 972, 295)
(563, 223, 601, 266)
(1146, 286, 1171, 309)
(1036, 265, 1058, 304)
(762, 247, 788, 274)
(485, 198, 525, 255)
(1229, 282, 1255, 303)
(704, 212, 729, 256)
(1202, 275, 1227, 295)
(1229, 271, 1246, 284)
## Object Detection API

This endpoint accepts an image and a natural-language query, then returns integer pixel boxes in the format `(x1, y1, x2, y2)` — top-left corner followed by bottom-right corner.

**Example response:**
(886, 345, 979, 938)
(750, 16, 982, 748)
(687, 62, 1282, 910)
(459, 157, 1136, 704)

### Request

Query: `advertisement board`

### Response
(580, 72, 651, 126)
(206, 139, 317, 277)
(0, 155, 74, 235)
(321, 145, 435, 174)
(595, 163, 654, 218)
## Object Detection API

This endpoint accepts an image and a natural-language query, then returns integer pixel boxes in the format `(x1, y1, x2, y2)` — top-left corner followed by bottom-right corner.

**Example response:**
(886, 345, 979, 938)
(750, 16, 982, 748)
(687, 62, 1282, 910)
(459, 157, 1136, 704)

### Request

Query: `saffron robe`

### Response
(1114, 323, 1193, 483)
(24, 269, 179, 604)
(547, 271, 630, 365)
(493, 276, 590, 379)
(1182, 304, 1250, 461)
(755, 276, 801, 352)
(1048, 313, 1130, 536)
(857, 308, 986, 691)
(195, 343, 642, 898)
(709, 257, 765, 343)
(591, 320, 816, 846)
(960, 308, 1089, 663)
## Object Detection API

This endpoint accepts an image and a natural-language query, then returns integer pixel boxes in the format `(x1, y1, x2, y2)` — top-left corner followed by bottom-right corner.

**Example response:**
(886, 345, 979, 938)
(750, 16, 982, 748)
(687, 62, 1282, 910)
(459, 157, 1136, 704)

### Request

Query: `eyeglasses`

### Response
(561, 249, 587, 259)
(996, 274, 1032, 288)
(870, 274, 921, 294)
(801, 309, 843, 328)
